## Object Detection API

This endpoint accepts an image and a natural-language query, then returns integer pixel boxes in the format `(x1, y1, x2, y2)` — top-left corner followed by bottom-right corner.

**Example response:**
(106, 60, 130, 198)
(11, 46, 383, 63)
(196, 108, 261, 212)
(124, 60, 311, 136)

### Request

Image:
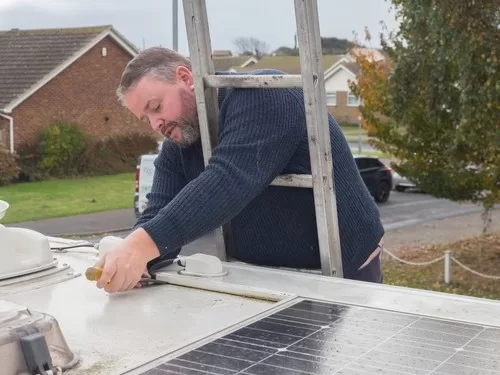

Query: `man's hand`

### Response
(95, 228, 160, 293)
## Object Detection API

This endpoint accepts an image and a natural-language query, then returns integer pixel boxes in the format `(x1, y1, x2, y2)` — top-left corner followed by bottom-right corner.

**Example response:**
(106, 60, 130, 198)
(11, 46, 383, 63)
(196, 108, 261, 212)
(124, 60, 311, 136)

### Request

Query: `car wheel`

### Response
(395, 186, 407, 192)
(375, 181, 390, 203)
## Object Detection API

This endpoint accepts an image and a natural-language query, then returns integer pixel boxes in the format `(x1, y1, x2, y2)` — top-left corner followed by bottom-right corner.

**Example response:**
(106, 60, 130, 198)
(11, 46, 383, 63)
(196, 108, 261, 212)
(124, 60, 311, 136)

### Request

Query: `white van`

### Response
(134, 154, 158, 218)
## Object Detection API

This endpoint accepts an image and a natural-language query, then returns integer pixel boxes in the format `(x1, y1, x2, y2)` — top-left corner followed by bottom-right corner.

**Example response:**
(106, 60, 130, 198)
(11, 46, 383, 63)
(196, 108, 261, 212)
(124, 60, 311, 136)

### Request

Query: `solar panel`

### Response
(140, 299, 500, 375)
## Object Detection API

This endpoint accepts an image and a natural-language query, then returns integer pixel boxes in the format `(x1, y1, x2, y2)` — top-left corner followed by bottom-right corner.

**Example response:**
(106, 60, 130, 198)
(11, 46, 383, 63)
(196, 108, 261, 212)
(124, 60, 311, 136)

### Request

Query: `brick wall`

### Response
(10, 36, 154, 149)
(327, 91, 361, 124)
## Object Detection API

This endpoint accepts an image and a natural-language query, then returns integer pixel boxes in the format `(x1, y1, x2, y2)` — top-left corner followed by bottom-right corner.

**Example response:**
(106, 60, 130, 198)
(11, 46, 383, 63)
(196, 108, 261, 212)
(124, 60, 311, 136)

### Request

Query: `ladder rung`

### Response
(270, 174, 313, 188)
(204, 74, 317, 89)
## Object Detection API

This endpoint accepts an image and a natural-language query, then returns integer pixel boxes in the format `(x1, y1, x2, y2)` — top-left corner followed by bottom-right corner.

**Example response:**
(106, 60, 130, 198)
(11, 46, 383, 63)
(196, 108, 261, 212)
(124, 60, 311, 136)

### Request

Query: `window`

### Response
(348, 93, 360, 106)
(0, 129, 4, 146)
(326, 92, 336, 106)
(355, 158, 369, 170)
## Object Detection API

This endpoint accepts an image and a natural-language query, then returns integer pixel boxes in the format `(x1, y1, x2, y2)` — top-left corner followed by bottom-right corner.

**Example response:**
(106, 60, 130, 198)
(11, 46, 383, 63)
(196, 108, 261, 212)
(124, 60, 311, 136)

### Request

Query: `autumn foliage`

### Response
(348, 37, 392, 136)
(349, 0, 500, 231)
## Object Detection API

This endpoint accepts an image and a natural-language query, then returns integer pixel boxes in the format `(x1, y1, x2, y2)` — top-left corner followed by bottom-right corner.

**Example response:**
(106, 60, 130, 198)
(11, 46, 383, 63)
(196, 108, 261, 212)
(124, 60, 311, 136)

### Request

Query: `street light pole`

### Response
(173, 0, 178, 51)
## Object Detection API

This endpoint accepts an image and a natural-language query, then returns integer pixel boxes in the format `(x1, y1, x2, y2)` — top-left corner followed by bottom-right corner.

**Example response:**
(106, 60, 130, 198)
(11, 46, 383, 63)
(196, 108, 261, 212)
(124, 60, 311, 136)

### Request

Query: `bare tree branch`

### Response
(232, 37, 270, 58)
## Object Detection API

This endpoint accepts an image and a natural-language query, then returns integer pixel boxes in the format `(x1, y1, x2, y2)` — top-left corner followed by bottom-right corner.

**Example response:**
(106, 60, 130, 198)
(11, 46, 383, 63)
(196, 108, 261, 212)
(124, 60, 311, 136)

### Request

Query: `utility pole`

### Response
(173, 0, 179, 51)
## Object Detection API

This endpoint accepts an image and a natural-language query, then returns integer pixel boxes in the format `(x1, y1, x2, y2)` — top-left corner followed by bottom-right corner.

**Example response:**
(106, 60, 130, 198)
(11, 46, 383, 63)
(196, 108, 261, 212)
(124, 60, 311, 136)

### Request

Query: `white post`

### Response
(357, 115, 362, 153)
(444, 250, 451, 284)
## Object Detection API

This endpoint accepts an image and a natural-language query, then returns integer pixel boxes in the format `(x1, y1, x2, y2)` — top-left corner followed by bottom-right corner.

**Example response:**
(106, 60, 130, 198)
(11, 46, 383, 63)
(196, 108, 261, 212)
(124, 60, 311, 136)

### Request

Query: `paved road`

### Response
(378, 191, 483, 231)
(74, 190, 484, 254)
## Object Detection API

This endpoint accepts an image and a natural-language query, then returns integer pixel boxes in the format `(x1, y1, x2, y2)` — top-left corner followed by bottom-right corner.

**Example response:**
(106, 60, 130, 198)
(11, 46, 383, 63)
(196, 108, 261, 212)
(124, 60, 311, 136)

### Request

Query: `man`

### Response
(95, 46, 385, 293)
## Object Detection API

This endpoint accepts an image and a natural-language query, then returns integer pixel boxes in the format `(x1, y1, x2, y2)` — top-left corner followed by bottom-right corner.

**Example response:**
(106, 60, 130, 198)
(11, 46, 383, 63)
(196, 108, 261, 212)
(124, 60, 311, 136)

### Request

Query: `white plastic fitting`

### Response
(179, 253, 227, 277)
(97, 236, 124, 259)
(0, 226, 55, 279)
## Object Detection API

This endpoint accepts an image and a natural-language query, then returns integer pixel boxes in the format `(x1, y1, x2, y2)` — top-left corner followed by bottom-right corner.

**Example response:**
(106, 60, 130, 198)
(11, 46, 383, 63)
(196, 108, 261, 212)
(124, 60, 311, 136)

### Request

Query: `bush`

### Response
(339, 122, 360, 128)
(77, 133, 158, 175)
(16, 142, 47, 182)
(37, 121, 87, 177)
(14, 130, 158, 180)
(0, 149, 20, 186)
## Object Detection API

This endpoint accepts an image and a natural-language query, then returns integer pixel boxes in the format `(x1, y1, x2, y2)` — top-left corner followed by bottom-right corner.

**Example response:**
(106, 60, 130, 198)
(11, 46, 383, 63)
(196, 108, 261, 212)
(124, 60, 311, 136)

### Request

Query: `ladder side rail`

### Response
(183, 0, 230, 261)
(183, 0, 217, 163)
(305, 0, 343, 277)
(293, 0, 343, 277)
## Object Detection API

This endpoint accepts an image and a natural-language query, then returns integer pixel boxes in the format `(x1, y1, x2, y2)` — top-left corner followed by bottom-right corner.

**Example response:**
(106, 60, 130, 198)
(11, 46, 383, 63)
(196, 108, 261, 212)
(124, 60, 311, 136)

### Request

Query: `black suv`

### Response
(354, 156, 392, 203)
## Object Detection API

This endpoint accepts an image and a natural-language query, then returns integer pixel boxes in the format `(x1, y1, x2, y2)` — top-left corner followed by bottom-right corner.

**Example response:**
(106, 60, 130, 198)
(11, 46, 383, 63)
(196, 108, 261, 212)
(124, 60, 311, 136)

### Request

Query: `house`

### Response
(0, 25, 150, 153)
(228, 49, 386, 125)
(322, 48, 387, 124)
(212, 55, 252, 71)
(233, 54, 343, 75)
(323, 55, 362, 124)
(212, 50, 233, 57)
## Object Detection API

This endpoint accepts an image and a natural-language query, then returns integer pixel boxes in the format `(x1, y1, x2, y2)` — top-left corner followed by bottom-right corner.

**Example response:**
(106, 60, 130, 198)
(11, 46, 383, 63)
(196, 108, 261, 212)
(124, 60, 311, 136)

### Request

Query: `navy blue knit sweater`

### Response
(135, 69, 384, 277)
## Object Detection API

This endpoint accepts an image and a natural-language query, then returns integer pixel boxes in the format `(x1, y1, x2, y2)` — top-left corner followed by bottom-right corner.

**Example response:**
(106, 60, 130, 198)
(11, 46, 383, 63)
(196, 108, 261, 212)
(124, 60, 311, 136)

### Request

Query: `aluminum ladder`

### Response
(182, 0, 343, 277)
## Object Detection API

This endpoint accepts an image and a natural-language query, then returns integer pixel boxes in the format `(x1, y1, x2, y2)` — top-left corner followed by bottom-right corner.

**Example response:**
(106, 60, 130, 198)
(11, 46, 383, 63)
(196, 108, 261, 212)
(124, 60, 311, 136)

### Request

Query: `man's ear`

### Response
(176, 66, 193, 86)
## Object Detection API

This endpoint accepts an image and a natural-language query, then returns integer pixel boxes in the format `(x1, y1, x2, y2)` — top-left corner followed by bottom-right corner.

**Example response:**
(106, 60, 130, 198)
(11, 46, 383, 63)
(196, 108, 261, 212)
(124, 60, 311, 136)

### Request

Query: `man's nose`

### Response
(150, 117, 162, 131)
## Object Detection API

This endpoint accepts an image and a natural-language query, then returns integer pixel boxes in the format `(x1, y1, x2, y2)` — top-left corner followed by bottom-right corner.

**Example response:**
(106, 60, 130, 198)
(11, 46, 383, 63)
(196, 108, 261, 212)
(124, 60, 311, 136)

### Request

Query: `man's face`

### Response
(124, 67, 200, 147)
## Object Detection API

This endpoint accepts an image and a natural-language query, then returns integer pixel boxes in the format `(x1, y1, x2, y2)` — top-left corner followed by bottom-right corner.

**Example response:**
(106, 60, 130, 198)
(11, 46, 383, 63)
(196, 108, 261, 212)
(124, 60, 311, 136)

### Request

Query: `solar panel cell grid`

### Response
(141, 299, 500, 375)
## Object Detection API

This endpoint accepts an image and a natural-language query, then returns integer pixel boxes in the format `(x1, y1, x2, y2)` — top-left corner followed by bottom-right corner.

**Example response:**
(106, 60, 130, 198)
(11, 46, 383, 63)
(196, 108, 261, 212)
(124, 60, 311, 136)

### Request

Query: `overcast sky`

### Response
(0, 0, 399, 55)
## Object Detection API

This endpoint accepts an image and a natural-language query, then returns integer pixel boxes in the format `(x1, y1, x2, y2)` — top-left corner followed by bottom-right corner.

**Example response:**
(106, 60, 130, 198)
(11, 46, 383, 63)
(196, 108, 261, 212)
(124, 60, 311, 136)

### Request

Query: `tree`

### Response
(349, 0, 500, 233)
(273, 46, 299, 56)
(232, 37, 270, 58)
(320, 36, 353, 54)
(274, 35, 357, 56)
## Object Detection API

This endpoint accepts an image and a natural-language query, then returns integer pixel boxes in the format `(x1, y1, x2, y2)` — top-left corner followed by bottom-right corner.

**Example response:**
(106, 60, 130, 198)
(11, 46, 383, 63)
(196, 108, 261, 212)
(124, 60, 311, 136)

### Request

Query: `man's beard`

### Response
(175, 117, 200, 148)
(173, 89, 200, 148)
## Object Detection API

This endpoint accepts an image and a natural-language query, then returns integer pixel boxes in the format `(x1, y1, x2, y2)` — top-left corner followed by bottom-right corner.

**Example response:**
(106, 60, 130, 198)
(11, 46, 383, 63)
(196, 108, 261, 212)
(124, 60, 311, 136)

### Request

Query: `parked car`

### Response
(392, 170, 417, 192)
(354, 155, 393, 203)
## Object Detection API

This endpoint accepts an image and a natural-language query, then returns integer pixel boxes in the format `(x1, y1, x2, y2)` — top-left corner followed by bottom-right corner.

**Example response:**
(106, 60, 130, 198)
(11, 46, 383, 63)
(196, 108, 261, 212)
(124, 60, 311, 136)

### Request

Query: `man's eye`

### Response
(154, 104, 161, 111)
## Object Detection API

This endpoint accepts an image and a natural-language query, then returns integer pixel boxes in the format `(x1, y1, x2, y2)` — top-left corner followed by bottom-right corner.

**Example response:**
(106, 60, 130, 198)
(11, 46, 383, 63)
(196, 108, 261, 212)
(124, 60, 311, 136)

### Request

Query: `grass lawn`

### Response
(340, 124, 373, 144)
(345, 134, 369, 143)
(0, 173, 135, 224)
(351, 150, 391, 158)
(383, 231, 500, 300)
(340, 125, 391, 158)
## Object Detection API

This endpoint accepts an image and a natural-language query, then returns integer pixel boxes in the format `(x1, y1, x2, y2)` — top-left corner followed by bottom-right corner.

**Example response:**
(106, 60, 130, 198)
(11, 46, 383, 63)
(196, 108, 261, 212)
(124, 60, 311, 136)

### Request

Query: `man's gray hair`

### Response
(116, 46, 192, 104)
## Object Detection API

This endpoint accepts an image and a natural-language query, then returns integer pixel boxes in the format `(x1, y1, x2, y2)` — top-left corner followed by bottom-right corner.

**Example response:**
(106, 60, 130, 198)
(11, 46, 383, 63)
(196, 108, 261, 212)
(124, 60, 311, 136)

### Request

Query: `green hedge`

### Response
(15, 121, 159, 182)
(0, 149, 20, 186)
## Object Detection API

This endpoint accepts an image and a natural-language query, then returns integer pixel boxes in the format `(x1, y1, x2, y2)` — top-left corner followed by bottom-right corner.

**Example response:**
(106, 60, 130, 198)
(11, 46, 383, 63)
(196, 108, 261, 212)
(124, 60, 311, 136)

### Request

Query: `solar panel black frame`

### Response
(140, 298, 500, 375)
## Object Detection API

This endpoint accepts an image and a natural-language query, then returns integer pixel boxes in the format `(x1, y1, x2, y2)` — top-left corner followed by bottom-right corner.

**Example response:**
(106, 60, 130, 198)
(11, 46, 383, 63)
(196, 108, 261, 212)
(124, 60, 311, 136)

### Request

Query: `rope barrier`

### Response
(381, 246, 500, 281)
(450, 256, 500, 280)
(383, 247, 445, 266)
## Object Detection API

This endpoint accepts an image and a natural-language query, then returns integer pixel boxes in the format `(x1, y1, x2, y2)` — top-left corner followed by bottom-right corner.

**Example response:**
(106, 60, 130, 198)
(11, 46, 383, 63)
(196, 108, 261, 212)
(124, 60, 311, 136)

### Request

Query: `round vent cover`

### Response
(0, 201, 56, 281)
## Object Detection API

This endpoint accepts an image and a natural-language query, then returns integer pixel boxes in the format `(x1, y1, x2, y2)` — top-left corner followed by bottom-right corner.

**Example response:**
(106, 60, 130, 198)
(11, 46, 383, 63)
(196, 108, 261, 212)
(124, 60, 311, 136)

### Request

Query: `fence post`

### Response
(444, 250, 452, 284)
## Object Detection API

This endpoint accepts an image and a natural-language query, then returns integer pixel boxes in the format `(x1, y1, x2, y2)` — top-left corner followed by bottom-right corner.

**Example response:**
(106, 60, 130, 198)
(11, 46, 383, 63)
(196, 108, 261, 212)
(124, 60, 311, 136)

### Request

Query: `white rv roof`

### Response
(1, 237, 499, 375)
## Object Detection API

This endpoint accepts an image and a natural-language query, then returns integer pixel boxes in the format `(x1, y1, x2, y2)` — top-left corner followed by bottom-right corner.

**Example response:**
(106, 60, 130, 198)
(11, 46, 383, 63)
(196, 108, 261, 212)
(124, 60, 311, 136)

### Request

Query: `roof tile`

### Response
(231, 54, 344, 74)
(0, 25, 112, 110)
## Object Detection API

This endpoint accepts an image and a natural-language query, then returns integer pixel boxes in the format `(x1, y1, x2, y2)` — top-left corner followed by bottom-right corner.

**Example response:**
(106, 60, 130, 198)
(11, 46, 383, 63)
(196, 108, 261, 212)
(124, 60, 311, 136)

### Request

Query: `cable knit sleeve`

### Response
(139, 88, 305, 256)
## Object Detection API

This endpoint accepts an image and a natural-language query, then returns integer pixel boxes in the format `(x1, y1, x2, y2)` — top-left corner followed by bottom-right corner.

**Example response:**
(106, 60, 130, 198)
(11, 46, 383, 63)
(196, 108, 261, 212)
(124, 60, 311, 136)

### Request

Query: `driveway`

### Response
(379, 191, 484, 231)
